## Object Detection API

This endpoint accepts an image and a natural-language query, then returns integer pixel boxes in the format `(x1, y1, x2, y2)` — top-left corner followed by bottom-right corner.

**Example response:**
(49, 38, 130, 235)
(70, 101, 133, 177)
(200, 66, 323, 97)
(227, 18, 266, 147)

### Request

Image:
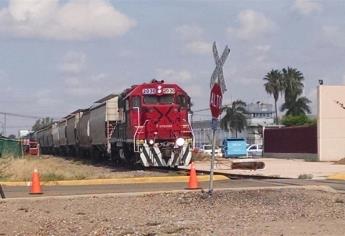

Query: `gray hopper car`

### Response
(36, 94, 120, 158)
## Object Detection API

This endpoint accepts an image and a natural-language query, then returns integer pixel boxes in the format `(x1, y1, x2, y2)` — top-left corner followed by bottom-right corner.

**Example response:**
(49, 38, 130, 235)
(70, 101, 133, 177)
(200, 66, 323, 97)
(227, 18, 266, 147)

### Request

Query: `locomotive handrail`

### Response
(183, 119, 195, 149)
(133, 107, 140, 126)
(133, 119, 149, 152)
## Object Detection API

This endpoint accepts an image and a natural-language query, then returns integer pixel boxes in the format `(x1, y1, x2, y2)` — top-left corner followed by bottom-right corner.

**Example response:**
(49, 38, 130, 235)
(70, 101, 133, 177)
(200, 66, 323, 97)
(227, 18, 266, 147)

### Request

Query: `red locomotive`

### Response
(36, 79, 194, 167)
(111, 79, 193, 167)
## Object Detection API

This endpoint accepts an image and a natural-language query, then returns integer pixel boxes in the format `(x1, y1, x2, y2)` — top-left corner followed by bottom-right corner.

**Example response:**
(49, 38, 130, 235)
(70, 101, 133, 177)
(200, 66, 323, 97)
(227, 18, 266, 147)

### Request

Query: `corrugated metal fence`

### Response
(0, 138, 22, 158)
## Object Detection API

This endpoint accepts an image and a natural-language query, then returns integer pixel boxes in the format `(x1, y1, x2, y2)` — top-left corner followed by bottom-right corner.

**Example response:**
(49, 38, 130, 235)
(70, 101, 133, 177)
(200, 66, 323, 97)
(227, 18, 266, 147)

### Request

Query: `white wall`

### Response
(318, 85, 345, 161)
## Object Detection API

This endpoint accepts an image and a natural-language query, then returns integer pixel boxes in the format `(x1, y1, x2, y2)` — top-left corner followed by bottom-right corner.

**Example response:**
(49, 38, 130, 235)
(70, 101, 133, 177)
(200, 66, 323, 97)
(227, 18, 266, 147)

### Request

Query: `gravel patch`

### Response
(0, 188, 344, 235)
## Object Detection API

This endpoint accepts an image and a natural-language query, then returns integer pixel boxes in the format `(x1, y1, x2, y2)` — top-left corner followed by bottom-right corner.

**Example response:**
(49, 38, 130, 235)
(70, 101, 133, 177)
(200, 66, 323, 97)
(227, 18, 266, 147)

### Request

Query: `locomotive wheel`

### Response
(122, 144, 141, 168)
(110, 146, 121, 165)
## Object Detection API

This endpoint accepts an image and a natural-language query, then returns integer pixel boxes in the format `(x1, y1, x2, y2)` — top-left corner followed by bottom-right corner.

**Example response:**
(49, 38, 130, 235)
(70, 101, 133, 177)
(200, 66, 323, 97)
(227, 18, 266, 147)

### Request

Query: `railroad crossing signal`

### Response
(210, 42, 230, 94)
(208, 41, 230, 195)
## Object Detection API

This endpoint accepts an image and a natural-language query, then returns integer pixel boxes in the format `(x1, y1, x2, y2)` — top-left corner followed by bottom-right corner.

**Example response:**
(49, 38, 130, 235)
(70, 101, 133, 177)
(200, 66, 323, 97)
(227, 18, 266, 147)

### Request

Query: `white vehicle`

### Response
(247, 144, 263, 156)
(201, 144, 222, 157)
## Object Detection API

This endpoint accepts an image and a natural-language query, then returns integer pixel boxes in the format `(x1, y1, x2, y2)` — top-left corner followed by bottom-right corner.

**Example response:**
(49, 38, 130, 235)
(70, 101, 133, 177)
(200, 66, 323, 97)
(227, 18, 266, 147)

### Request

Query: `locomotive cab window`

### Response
(131, 96, 141, 108)
(160, 95, 174, 104)
(144, 96, 157, 104)
(125, 99, 129, 111)
(177, 95, 189, 108)
(144, 95, 174, 104)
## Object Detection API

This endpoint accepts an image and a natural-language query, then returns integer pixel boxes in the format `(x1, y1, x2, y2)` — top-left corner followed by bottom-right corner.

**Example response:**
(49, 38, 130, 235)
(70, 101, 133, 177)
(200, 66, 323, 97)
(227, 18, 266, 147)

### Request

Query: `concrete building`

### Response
(246, 102, 274, 144)
(318, 85, 345, 161)
(192, 102, 274, 147)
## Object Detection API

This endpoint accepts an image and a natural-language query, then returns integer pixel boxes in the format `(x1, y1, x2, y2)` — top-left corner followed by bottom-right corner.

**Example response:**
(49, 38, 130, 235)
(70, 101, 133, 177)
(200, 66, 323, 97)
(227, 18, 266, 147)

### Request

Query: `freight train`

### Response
(36, 80, 194, 167)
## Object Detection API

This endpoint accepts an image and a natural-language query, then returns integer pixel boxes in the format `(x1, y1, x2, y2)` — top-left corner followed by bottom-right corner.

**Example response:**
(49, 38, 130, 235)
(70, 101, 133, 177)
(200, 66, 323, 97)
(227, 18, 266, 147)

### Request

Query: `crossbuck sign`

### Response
(210, 42, 230, 94)
(209, 42, 230, 119)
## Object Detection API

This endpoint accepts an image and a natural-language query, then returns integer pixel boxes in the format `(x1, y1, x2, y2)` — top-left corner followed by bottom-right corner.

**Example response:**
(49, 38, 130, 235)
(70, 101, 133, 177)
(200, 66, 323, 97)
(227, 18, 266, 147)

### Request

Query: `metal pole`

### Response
(0, 184, 5, 199)
(3, 113, 6, 136)
(208, 128, 216, 194)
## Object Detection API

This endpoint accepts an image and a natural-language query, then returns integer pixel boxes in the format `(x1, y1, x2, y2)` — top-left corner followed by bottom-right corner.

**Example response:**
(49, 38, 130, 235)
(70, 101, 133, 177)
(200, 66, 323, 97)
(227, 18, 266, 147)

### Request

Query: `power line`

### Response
(192, 108, 210, 113)
(0, 112, 42, 119)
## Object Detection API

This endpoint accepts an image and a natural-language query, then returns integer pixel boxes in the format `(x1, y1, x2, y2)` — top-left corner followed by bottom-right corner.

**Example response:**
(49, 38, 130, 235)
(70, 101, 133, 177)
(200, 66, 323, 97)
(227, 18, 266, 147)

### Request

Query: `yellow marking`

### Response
(327, 173, 345, 180)
(0, 175, 228, 186)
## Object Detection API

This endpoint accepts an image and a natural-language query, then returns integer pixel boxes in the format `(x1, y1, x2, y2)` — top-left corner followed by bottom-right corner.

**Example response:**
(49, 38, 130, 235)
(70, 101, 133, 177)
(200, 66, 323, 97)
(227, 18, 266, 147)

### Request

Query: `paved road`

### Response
(1, 178, 344, 199)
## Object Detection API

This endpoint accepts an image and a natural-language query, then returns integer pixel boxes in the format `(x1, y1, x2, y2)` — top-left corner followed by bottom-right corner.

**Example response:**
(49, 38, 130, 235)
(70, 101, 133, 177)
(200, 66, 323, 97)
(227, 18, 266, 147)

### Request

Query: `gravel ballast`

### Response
(0, 188, 345, 235)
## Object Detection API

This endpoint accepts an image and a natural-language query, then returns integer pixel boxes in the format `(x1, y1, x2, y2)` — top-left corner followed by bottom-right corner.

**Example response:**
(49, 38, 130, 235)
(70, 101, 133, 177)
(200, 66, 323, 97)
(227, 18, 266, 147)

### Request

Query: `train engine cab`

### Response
(113, 80, 194, 167)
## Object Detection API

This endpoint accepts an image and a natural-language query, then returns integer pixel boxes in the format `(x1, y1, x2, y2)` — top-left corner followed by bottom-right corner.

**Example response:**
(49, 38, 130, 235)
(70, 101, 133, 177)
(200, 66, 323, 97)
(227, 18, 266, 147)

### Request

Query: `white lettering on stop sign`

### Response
(210, 84, 222, 118)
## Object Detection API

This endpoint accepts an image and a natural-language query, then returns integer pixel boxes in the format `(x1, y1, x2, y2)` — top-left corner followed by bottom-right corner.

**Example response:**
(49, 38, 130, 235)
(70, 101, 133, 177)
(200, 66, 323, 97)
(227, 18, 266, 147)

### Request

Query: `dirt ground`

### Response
(336, 158, 345, 165)
(0, 155, 173, 182)
(0, 188, 344, 235)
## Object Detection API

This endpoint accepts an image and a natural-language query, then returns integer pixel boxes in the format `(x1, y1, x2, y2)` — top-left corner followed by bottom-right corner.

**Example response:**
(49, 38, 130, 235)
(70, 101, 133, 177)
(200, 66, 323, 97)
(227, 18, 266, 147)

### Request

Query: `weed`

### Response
(74, 174, 87, 180)
(305, 156, 318, 162)
(41, 173, 65, 181)
(298, 174, 313, 179)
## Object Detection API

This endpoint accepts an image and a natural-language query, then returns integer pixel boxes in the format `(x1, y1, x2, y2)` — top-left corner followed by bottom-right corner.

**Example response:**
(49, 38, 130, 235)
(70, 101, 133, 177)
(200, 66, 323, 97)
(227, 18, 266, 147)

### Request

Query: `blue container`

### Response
(222, 138, 247, 158)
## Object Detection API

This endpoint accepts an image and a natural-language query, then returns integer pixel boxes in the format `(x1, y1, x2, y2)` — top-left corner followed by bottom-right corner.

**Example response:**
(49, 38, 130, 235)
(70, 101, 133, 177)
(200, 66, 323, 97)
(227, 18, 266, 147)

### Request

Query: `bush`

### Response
(281, 115, 316, 127)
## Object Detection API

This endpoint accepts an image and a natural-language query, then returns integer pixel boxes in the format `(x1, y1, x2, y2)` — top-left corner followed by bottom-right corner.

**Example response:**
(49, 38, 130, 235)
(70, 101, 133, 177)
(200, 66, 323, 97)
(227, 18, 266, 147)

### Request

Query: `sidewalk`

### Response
(188, 158, 345, 180)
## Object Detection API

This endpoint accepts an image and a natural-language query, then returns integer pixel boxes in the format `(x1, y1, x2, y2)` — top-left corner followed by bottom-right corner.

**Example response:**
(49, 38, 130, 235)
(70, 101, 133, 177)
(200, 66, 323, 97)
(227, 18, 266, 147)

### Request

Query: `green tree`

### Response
(280, 67, 311, 116)
(281, 115, 316, 127)
(281, 96, 311, 116)
(32, 117, 54, 131)
(220, 100, 247, 138)
(281, 67, 304, 102)
(263, 69, 283, 124)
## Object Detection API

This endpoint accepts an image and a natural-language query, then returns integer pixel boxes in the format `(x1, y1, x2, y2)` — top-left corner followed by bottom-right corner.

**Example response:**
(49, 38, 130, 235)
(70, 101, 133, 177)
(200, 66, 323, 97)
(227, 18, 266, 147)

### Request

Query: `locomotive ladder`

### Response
(133, 120, 148, 152)
(183, 119, 195, 149)
(106, 121, 117, 154)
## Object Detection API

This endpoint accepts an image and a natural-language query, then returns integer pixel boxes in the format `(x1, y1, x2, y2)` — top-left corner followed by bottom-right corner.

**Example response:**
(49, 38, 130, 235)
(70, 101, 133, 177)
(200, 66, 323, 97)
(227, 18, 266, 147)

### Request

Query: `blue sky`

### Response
(0, 0, 344, 135)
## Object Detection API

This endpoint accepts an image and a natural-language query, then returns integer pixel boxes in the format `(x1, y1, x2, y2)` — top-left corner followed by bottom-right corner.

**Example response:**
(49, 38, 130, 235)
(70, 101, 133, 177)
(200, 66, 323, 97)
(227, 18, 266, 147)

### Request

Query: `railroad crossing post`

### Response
(208, 42, 230, 195)
(208, 118, 218, 194)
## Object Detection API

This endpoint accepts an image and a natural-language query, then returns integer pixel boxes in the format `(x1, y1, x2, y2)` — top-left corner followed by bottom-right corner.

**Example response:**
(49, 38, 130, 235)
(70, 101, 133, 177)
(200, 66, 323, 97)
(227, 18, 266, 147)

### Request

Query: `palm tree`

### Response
(220, 100, 247, 137)
(263, 69, 283, 124)
(280, 67, 311, 116)
(281, 67, 304, 103)
(281, 96, 311, 116)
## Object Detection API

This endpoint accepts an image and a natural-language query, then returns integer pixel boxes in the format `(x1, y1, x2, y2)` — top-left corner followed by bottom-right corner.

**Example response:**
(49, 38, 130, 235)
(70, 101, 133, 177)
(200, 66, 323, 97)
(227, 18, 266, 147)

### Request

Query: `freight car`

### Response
(36, 80, 194, 167)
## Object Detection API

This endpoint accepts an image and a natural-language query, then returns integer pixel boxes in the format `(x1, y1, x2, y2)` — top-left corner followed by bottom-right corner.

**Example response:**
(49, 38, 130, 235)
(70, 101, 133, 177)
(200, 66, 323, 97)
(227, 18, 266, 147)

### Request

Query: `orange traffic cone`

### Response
(186, 162, 200, 189)
(30, 169, 42, 194)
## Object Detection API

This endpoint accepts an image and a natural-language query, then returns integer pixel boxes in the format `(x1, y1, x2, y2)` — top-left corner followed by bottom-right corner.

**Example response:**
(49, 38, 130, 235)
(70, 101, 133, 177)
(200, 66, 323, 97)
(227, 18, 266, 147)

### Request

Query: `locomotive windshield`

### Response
(176, 95, 189, 108)
(144, 95, 174, 104)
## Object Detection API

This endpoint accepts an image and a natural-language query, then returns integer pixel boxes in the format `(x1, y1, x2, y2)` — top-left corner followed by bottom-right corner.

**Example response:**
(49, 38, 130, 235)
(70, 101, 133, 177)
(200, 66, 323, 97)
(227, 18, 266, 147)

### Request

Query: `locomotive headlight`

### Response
(176, 137, 185, 147)
(148, 139, 154, 145)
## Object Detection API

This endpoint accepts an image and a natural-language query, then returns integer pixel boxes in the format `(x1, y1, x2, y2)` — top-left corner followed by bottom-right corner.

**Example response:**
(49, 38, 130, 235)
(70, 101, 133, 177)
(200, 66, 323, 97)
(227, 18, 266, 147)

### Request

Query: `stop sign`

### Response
(210, 84, 222, 118)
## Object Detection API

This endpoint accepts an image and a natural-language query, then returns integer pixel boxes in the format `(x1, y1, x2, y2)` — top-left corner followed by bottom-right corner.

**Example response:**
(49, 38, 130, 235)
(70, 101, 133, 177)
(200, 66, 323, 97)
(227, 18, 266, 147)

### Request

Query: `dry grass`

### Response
(335, 158, 345, 165)
(192, 152, 226, 162)
(0, 155, 169, 182)
(192, 152, 211, 161)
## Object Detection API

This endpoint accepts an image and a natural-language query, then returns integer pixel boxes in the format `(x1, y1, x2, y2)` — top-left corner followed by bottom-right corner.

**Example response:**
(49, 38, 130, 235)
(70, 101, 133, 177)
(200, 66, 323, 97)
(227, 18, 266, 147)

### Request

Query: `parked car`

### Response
(201, 144, 222, 157)
(247, 144, 263, 156)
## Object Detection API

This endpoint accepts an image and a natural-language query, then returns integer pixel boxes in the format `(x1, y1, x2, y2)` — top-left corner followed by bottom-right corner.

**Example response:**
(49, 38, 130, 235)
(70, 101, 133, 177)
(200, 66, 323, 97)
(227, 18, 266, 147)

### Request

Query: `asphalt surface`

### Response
(1, 178, 344, 199)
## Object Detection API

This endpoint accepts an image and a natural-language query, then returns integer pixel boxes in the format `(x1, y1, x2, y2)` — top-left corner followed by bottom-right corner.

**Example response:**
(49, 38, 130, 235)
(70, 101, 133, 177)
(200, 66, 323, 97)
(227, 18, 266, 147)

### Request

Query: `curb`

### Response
(0, 175, 229, 187)
(1, 185, 336, 201)
(327, 173, 345, 180)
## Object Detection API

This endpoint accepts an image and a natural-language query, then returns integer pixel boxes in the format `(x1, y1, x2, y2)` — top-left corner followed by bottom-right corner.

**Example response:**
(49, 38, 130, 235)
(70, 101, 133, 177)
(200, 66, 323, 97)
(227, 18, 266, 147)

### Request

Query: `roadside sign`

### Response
(210, 83, 222, 119)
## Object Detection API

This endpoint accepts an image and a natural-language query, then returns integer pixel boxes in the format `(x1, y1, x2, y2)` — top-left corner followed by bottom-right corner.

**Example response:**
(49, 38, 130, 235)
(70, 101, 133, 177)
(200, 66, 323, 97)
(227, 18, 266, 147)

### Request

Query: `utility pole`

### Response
(0, 112, 45, 137)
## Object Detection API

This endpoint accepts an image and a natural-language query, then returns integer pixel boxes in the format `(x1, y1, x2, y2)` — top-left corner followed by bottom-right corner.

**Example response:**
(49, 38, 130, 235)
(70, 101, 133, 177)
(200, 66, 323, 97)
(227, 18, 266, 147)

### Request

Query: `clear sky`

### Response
(0, 0, 344, 135)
